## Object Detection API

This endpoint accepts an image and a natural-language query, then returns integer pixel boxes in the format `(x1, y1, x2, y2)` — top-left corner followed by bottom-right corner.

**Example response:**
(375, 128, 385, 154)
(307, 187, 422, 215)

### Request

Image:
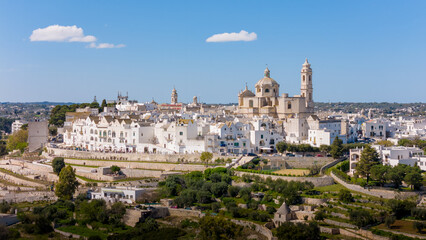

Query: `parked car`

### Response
(306, 154, 314, 157)
(316, 154, 324, 157)
(247, 153, 258, 157)
(286, 153, 295, 157)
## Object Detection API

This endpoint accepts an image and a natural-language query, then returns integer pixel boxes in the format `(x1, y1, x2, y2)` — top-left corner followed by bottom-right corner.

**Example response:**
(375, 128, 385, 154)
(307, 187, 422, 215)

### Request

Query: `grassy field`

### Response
(376, 220, 425, 235)
(273, 169, 310, 176)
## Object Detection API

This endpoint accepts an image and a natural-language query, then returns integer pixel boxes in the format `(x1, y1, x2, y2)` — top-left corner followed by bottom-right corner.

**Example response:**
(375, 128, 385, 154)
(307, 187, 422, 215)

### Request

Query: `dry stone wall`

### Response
(231, 219, 273, 240)
(48, 147, 223, 163)
(234, 171, 334, 187)
(331, 172, 418, 199)
(65, 158, 206, 172)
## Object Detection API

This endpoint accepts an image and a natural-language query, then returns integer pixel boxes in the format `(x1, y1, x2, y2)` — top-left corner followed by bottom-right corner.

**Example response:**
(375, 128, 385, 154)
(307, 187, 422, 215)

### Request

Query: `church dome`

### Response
(255, 67, 280, 88)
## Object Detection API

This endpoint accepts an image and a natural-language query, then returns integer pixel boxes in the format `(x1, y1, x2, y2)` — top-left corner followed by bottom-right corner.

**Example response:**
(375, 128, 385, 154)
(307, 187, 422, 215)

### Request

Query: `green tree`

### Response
(110, 165, 121, 174)
(276, 222, 321, 240)
(384, 215, 396, 229)
(108, 202, 126, 226)
(386, 199, 416, 219)
(387, 164, 407, 188)
(276, 142, 288, 153)
(55, 166, 79, 200)
(330, 136, 343, 159)
(338, 189, 354, 203)
(90, 101, 99, 109)
(350, 209, 374, 228)
(200, 152, 213, 166)
(228, 186, 240, 197)
(404, 167, 423, 190)
(370, 164, 390, 186)
(199, 216, 242, 240)
(319, 144, 331, 153)
(7, 129, 28, 152)
(376, 140, 394, 147)
(355, 145, 380, 182)
(100, 99, 107, 112)
(52, 157, 65, 175)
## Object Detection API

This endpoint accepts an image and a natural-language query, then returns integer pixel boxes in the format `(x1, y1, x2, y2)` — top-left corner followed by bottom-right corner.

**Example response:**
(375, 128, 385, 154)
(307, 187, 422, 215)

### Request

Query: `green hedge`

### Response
(331, 169, 351, 182)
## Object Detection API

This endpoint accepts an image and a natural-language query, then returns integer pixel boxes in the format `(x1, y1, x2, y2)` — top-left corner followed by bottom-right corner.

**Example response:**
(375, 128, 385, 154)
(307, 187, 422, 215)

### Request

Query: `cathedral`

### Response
(238, 59, 314, 119)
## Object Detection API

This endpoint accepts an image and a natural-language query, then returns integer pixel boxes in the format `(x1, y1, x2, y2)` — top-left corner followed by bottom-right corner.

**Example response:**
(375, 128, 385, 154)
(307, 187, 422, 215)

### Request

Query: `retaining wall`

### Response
(324, 219, 357, 229)
(331, 172, 418, 199)
(234, 171, 335, 187)
(65, 158, 206, 172)
(48, 147, 223, 163)
(231, 219, 273, 240)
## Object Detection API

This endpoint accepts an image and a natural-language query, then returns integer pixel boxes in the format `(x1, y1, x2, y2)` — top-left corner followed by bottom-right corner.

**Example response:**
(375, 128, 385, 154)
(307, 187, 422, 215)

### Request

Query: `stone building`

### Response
(238, 59, 314, 119)
(27, 121, 49, 152)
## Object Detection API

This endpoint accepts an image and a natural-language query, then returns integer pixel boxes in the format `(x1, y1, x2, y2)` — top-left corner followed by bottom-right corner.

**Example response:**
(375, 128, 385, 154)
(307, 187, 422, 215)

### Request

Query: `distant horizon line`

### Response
(1, 101, 425, 105)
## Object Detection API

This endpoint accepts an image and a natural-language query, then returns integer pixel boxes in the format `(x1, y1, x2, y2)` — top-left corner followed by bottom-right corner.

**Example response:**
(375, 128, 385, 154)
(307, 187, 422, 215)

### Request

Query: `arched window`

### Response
(265, 89, 270, 93)
(95, 130, 98, 134)
(90, 129, 93, 134)
(303, 75, 305, 81)
(309, 75, 312, 82)
(108, 130, 111, 136)
(112, 132, 116, 137)
(103, 131, 107, 137)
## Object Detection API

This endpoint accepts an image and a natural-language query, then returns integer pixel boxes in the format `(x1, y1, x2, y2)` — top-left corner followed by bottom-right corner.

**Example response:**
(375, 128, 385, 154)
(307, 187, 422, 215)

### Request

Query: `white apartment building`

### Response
(11, 120, 27, 133)
(362, 119, 388, 140)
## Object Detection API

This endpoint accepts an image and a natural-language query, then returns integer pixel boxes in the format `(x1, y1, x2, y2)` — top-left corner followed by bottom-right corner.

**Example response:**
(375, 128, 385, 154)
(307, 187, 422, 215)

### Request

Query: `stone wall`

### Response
(48, 147, 223, 163)
(331, 172, 418, 199)
(267, 156, 334, 169)
(319, 226, 340, 235)
(168, 208, 205, 218)
(65, 158, 206, 172)
(302, 197, 327, 205)
(0, 172, 45, 188)
(231, 219, 273, 240)
(324, 219, 356, 229)
(234, 171, 334, 187)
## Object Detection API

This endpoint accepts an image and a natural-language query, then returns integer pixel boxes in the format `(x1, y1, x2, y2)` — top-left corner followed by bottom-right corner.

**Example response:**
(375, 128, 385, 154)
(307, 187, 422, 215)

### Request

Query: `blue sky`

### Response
(0, 1, 425, 103)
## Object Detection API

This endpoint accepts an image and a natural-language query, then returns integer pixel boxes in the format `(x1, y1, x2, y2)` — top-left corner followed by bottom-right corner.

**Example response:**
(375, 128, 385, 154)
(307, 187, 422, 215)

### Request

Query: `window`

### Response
(309, 75, 312, 82)
(180, 132, 183, 135)
(303, 75, 305, 81)
(261, 135, 263, 139)
(265, 89, 270, 93)
(249, 100, 253, 108)
(288, 102, 292, 109)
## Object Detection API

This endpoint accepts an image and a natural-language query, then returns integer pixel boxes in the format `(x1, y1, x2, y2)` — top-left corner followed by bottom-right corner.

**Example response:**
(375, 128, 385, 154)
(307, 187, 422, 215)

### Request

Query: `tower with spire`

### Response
(300, 58, 314, 112)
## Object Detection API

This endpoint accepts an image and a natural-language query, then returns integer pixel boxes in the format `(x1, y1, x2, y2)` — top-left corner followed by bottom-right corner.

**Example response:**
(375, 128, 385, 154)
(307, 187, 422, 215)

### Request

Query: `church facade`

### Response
(238, 59, 314, 119)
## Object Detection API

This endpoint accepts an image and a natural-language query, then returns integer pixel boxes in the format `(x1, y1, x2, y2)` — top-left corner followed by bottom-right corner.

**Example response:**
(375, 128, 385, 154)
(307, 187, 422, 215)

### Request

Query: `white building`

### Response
(89, 187, 145, 204)
(362, 119, 388, 140)
(349, 145, 424, 174)
(11, 120, 27, 133)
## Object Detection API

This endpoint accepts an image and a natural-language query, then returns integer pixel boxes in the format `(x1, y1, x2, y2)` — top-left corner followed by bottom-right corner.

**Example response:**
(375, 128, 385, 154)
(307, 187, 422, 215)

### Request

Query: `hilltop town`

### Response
(0, 60, 425, 240)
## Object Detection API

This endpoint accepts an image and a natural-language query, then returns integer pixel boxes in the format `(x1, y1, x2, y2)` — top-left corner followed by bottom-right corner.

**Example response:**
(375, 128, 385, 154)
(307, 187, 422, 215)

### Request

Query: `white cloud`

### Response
(30, 25, 96, 42)
(206, 30, 257, 42)
(88, 42, 126, 49)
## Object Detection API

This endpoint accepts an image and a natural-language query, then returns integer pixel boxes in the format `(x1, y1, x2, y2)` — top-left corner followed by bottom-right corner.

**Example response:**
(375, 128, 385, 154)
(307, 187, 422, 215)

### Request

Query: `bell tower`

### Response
(300, 58, 314, 112)
(171, 87, 178, 104)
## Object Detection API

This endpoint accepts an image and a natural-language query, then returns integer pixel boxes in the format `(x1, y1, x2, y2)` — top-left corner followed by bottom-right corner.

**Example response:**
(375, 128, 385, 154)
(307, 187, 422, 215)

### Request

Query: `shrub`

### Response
(338, 189, 354, 203)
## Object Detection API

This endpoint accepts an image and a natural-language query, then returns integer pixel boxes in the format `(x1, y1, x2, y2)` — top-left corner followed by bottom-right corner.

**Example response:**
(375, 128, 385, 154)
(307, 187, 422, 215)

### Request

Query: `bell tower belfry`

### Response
(300, 58, 314, 112)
